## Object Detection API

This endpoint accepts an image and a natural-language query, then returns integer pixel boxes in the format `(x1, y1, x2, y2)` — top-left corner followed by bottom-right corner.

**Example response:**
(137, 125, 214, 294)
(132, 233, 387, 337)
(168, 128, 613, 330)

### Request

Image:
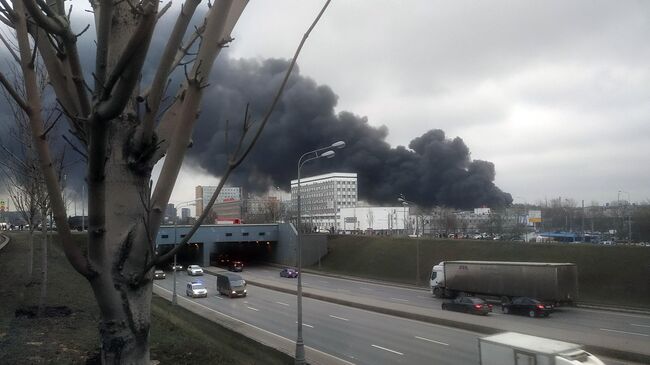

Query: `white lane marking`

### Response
(153, 285, 355, 365)
(296, 322, 314, 328)
(576, 307, 650, 319)
(275, 301, 290, 307)
(247, 306, 259, 312)
(631, 323, 650, 328)
(416, 295, 429, 299)
(415, 336, 449, 346)
(319, 280, 330, 284)
(359, 287, 373, 291)
(599, 328, 649, 337)
(329, 315, 349, 321)
(371, 344, 403, 355)
(337, 288, 350, 292)
(390, 297, 409, 302)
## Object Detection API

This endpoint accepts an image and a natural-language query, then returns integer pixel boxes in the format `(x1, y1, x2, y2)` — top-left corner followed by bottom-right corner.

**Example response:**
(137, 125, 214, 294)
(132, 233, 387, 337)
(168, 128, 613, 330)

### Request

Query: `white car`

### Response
(187, 265, 204, 276)
(186, 282, 207, 298)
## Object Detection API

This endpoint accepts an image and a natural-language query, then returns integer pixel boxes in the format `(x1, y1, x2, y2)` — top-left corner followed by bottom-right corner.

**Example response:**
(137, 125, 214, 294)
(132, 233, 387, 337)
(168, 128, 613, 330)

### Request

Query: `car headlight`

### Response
(243, 289, 247, 293)
(231, 291, 236, 294)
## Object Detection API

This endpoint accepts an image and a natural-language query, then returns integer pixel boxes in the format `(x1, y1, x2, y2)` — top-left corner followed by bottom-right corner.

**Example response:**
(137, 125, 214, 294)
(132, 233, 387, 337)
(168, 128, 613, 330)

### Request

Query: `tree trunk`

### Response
(87, 108, 155, 364)
(38, 217, 47, 317)
(27, 228, 34, 279)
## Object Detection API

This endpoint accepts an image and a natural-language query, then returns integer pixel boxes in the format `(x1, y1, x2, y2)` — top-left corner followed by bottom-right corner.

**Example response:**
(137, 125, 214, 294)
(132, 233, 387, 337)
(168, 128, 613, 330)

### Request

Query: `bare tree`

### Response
(0, 59, 50, 282)
(0, 0, 331, 363)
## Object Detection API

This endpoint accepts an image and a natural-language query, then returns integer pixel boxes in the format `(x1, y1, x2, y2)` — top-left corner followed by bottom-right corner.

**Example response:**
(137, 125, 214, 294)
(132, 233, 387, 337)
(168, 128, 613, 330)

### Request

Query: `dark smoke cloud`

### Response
(189, 57, 512, 209)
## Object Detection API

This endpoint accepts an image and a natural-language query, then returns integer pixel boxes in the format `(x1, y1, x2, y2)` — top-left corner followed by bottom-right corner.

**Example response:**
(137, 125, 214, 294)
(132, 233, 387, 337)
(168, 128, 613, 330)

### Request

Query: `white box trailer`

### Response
(479, 332, 605, 365)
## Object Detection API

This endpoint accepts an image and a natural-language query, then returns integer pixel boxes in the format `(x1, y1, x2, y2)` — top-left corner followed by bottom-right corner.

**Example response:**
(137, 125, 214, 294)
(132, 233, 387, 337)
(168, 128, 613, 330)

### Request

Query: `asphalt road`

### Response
(239, 266, 650, 347)
(154, 270, 635, 365)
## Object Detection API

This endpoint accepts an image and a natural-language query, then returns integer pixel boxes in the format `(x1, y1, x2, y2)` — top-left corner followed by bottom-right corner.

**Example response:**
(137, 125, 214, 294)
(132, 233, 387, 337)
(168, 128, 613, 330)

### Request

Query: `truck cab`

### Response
(430, 262, 445, 296)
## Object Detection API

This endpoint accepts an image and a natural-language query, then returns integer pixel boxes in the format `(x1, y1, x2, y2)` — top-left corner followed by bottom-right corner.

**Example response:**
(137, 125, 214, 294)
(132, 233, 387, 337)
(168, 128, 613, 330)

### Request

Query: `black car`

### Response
(502, 297, 553, 317)
(441, 297, 492, 315)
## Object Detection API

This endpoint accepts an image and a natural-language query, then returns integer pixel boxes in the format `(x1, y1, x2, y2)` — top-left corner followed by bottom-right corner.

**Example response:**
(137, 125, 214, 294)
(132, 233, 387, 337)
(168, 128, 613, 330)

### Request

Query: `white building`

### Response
(338, 206, 409, 234)
(290, 172, 357, 231)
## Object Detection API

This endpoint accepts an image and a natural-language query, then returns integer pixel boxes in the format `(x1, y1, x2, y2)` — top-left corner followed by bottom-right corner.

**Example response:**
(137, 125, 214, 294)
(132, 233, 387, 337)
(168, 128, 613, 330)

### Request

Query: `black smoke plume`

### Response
(188, 57, 512, 209)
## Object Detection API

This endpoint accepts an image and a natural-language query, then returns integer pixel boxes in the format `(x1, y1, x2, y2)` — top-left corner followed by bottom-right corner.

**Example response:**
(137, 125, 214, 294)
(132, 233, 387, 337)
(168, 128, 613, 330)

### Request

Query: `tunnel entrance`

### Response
(156, 242, 204, 269)
(209, 241, 277, 269)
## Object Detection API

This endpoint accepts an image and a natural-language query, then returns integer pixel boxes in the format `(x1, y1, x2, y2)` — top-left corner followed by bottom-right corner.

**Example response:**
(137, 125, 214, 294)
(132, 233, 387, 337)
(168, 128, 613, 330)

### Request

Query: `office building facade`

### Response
(290, 172, 357, 231)
(195, 185, 242, 216)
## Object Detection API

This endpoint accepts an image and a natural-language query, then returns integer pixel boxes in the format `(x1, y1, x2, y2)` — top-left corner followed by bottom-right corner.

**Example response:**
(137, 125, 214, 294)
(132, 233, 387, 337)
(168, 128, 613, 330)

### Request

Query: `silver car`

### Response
(187, 265, 204, 276)
(186, 282, 208, 298)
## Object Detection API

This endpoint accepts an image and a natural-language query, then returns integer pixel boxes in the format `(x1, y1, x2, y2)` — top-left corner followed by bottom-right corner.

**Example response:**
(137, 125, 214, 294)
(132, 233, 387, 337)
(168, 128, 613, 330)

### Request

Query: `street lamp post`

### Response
(398, 194, 419, 285)
(295, 140, 345, 365)
(171, 198, 202, 306)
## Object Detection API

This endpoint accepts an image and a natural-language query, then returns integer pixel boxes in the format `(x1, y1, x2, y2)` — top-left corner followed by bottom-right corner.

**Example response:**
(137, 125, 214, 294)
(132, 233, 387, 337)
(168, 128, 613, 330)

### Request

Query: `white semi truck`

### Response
(479, 332, 605, 365)
(430, 261, 578, 304)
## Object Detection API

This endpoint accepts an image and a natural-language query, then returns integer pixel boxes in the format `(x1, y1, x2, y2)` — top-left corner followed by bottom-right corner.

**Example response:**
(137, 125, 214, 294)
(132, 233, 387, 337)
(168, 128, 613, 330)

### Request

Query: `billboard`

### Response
(0, 199, 6, 212)
(528, 210, 542, 223)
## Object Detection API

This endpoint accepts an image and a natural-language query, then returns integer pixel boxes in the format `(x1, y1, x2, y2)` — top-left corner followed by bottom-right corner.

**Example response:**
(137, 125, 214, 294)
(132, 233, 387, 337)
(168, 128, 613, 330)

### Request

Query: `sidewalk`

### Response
(204, 267, 650, 364)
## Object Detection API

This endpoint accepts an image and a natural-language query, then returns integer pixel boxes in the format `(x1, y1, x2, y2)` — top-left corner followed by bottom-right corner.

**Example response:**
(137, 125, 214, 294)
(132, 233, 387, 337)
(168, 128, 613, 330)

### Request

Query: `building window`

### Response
(259, 232, 266, 236)
(225, 233, 233, 237)
(180, 234, 186, 238)
(161, 234, 169, 239)
(243, 232, 249, 236)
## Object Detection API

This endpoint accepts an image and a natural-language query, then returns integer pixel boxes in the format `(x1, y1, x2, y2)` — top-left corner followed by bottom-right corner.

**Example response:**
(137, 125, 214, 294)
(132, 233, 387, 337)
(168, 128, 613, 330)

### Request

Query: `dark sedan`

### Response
(229, 261, 244, 272)
(441, 297, 491, 315)
(502, 297, 553, 317)
(280, 268, 299, 278)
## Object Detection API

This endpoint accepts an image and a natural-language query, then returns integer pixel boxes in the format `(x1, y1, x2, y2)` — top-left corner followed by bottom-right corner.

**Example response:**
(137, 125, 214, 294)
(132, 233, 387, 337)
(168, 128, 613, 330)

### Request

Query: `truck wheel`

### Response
(528, 310, 536, 318)
(503, 306, 509, 314)
(433, 287, 442, 298)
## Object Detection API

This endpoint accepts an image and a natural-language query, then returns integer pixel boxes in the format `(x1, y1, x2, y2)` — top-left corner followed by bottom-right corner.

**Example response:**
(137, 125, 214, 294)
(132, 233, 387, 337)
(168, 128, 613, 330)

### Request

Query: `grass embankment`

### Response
(317, 236, 650, 308)
(0, 232, 291, 364)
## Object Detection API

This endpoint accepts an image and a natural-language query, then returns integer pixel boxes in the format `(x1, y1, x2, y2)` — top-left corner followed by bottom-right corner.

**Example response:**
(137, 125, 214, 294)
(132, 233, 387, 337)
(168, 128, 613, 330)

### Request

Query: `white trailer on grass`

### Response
(478, 332, 605, 365)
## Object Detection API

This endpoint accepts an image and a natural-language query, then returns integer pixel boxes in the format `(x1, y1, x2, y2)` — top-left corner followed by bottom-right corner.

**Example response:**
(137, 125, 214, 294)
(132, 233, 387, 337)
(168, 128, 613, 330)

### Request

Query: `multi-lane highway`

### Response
(238, 265, 650, 347)
(154, 268, 642, 365)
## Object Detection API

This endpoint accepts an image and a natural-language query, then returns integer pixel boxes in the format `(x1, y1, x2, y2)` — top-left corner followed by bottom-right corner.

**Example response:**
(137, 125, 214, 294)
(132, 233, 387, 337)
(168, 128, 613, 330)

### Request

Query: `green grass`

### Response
(0, 232, 292, 364)
(316, 236, 650, 308)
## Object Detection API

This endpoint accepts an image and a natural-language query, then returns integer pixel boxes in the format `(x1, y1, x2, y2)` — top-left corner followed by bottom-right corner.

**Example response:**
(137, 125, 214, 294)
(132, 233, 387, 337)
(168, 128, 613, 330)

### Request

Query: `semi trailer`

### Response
(430, 261, 578, 304)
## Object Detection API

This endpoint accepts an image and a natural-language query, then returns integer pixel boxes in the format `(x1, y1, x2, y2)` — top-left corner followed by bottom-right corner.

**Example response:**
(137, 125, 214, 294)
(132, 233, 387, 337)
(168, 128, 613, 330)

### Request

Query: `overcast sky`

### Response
(2, 1, 649, 211)
(201, 0, 648, 206)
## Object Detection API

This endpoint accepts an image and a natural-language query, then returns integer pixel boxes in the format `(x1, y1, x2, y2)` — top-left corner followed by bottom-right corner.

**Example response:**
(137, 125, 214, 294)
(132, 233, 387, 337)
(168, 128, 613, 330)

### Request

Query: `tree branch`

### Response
(23, 0, 66, 35)
(137, 0, 201, 148)
(148, 0, 332, 270)
(0, 71, 29, 112)
(230, 0, 332, 169)
(14, 0, 93, 278)
(96, 0, 158, 120)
